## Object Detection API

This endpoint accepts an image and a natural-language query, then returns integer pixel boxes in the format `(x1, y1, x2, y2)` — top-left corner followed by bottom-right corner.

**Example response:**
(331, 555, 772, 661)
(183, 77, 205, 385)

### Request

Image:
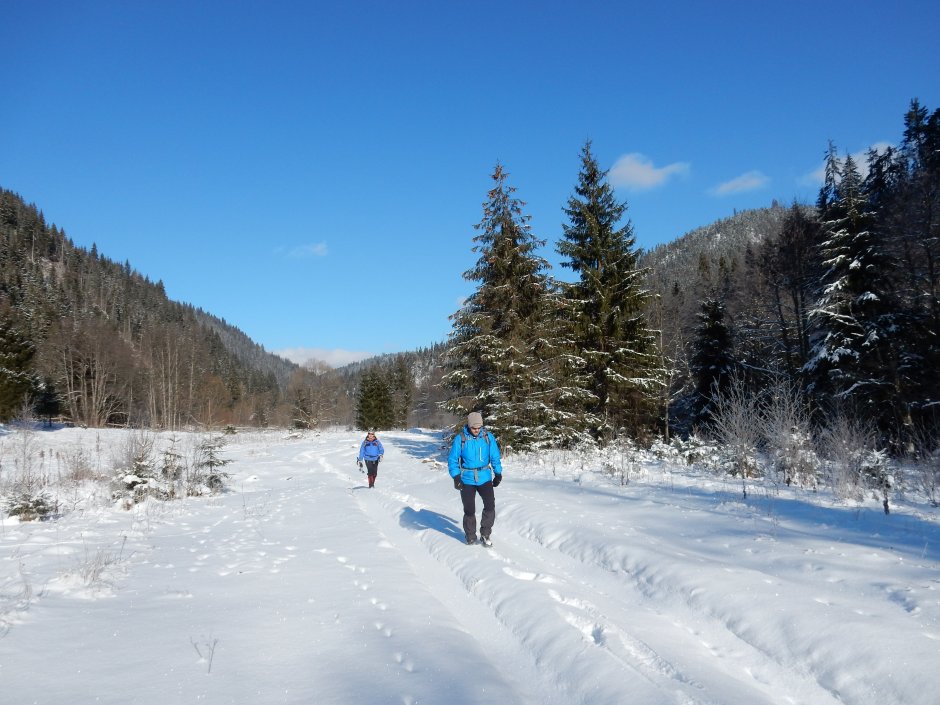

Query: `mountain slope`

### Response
(0, 187, 296, 425)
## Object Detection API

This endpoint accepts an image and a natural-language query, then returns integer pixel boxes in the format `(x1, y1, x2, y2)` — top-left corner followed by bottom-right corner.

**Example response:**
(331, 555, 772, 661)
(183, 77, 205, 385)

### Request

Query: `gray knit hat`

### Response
(467, 411, 483, 428)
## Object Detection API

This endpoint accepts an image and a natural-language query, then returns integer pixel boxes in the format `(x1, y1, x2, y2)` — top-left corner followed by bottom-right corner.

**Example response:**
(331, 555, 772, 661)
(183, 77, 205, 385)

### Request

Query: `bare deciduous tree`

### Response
(48, 319, 132, 427)
(759, 378, 817, 489)
(709, 371, 762, 497)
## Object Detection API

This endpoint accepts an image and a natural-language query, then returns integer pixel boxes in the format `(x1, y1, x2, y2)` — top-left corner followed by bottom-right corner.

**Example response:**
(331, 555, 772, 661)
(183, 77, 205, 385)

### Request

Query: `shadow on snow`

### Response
(385, 430, 448, 464)
(399, 506, 464, 541)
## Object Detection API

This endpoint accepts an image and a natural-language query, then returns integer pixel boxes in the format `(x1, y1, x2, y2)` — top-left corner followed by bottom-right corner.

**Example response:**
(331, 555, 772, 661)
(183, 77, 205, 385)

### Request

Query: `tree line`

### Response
(3, 97, 937, 455)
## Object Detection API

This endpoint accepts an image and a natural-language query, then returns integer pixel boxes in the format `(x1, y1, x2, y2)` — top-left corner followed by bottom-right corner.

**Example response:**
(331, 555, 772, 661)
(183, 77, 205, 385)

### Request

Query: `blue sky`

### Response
(3, 1, 938, 366)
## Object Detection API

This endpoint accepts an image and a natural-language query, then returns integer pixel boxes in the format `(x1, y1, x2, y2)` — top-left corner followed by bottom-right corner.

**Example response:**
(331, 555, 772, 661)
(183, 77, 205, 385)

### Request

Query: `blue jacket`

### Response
(358, 437, 384, 462)
(448, 426, 502, 486)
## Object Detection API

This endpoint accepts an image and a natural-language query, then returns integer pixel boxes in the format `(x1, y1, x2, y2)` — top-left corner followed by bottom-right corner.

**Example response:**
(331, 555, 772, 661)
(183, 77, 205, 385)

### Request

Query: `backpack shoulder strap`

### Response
(462, 429, 488, 446)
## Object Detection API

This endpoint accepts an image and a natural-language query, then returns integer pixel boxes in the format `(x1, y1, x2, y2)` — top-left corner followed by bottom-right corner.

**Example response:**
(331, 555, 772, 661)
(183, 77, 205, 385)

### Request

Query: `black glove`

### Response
(493, 474, 502, 487)
(453, 476, 463, 490)
(357, 460, 363, 471)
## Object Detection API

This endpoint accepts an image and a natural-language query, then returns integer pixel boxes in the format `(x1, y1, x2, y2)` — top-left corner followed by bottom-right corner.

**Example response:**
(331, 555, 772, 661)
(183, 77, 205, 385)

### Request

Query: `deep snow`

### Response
(1, 426, 938, 705)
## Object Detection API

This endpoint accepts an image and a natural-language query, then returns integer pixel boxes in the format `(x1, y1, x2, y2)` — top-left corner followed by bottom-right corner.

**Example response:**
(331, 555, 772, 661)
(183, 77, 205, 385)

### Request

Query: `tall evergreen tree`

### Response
(556, 141, 663, 440)
(898, 101, 940, 424)
(443, 164, 570, 450)
(0, 320, 40, 420)
(816, 141, 842, 219)
(388, 357, 414, 429)
(807, 151, 902, 433)
(689, 298, 736, 429)
(355, 368, 394, 430)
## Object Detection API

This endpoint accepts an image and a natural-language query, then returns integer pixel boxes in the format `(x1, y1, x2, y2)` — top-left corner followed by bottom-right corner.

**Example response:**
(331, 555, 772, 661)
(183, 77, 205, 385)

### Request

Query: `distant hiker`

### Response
(448, 411, 502, 547)
(357, 429, 384, 488)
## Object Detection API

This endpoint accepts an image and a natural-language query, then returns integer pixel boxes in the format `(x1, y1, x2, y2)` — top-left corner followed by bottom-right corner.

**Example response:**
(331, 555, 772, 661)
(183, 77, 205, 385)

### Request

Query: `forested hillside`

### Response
(289, 344, 454, 432)
(0, 189, 292, 427)
(641, 204, 798, 435)
(641, 100, 939, 445)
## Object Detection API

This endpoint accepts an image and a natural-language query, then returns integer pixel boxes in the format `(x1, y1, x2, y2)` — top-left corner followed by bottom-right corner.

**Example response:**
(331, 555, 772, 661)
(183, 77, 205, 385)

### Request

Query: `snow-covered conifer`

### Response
(806, 150, 902, 432)
(556, 142, 664, 441)
(689, 298, 736, 429)
(443, 164, 574, 450)
(356, 368, 394, 430)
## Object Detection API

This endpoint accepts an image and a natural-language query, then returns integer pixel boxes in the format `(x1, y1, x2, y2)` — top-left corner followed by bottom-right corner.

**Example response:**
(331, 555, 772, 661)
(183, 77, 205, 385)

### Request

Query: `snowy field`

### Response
(1, 426, 938, 705)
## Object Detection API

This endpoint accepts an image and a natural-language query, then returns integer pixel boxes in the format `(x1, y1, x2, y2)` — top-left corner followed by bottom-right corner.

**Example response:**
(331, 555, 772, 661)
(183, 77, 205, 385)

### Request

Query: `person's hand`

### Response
(453, 476, 463, 490)
(493, 474, 502, 487)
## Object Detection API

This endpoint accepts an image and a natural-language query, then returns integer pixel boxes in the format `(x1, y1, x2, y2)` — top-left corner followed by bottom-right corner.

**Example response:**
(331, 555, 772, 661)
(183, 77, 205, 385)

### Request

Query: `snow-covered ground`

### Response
(1, 426, 938, 705)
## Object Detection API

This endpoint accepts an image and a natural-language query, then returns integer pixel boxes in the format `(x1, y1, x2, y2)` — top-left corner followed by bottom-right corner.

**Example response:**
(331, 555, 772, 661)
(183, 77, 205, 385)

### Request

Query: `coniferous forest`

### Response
(443, 100, 939, 460)
(2, 100, 938, 467)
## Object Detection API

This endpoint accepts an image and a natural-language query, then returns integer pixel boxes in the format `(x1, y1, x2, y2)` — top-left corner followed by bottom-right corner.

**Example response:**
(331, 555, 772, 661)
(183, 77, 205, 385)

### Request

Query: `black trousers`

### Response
(460, 481, 495, 539)
(365, 460, 379, 477)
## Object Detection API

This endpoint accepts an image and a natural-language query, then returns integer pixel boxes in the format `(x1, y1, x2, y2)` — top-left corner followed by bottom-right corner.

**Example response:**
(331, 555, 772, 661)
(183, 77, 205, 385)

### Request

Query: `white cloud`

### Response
(275, 347, 374, 368)
(802, 163, 827, 186)
(709, 170, 769, 196)
(275, 242, 329, 258)
(609, 153, 690, 190)
(291, 242, 329, 258)
(801, 142, 894, 186)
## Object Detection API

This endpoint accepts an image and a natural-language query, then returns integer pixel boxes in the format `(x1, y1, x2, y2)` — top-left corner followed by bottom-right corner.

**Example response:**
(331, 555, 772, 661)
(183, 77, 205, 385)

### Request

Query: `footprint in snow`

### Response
(548, 589, 593, 611)
(562, 611, 607, 646)
(503, 566, 556, 583)
(503, 566, 538, 581)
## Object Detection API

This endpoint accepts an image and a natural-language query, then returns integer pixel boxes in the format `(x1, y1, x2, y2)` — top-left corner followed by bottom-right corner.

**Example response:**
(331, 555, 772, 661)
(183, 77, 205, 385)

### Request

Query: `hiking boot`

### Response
(465, 535, 477, 545)
(479, 536, 492, 548)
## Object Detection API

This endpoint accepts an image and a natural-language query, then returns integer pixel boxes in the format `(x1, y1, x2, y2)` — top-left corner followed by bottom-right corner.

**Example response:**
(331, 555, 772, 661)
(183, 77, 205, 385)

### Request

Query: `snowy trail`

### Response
(370, 453, 841, 705)
(1, 428, 938, 705)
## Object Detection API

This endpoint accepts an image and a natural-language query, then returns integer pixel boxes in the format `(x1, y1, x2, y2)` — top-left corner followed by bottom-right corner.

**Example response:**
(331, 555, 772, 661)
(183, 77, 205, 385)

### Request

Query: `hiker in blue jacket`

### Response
(357, 429, 384, 488)
(448, 411, 502, 547)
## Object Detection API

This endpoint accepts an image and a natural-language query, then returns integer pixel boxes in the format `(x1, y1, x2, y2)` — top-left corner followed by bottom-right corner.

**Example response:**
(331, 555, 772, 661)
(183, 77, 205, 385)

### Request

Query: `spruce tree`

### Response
(807, 151, 902, 432)
(894, 101, 940, 428)
(0, 321, 40, 421)
(556, 141, 663, 441)
(388, 357, 414, 429)
(355, 368, 394, 430)
(443, 163, 570, 450)
(689, 298, 736, 429)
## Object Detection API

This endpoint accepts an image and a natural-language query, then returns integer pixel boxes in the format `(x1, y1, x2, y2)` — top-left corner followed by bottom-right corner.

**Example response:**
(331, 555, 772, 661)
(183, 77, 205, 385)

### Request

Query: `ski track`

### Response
(329, 434, 838, 705)
(1, 429, 935, 705)
(378, 499, 823, 702)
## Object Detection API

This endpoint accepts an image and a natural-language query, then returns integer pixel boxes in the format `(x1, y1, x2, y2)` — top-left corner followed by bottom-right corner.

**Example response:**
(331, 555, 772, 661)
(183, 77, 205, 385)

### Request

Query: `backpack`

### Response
(460, 428, 488, 448)
(458, 428, 489, 468)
